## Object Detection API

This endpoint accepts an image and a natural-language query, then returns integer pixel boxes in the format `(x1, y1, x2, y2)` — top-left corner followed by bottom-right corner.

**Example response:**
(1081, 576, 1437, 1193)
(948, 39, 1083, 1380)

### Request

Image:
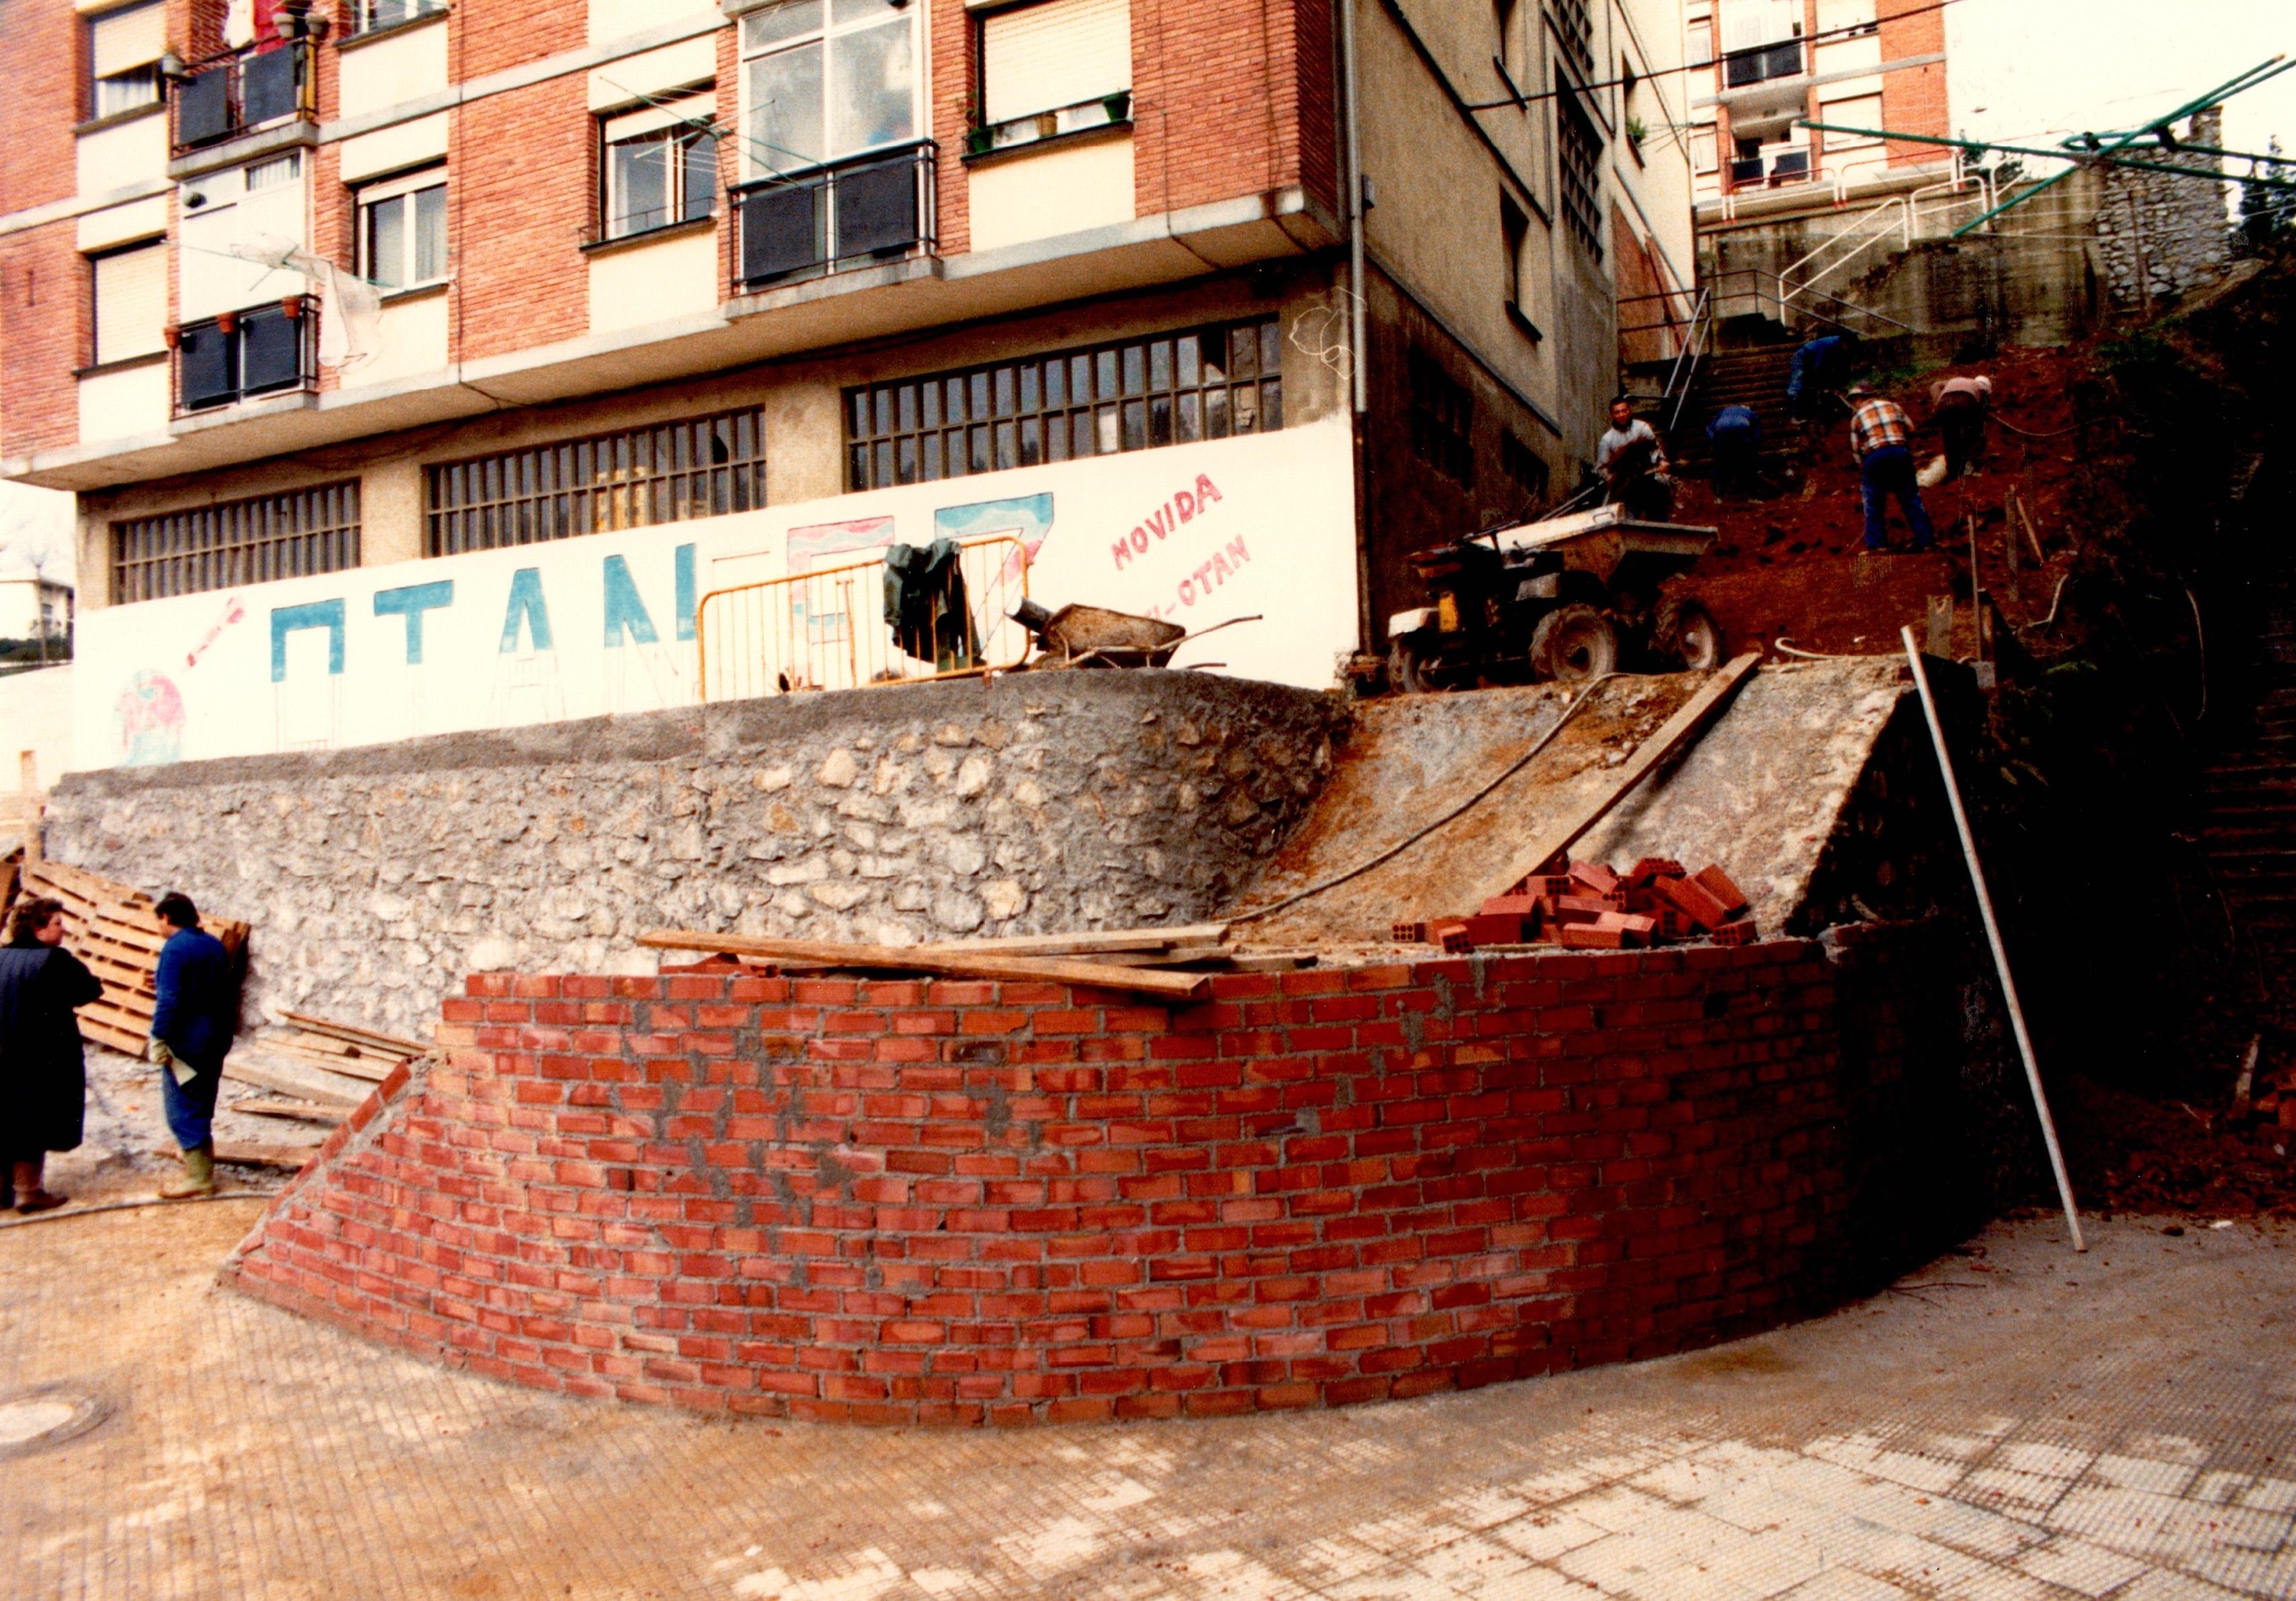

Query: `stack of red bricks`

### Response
(1397, 857, 1755, 953)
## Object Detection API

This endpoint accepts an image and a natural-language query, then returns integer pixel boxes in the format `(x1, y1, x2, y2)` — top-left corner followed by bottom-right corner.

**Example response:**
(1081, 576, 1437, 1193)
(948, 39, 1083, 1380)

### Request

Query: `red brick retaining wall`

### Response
(227, 942, 1871, 1425)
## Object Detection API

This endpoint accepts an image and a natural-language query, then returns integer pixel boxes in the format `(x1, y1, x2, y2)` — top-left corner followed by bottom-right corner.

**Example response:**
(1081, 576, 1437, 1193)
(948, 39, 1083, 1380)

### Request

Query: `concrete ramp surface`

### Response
(1229, 659, 1910, 944)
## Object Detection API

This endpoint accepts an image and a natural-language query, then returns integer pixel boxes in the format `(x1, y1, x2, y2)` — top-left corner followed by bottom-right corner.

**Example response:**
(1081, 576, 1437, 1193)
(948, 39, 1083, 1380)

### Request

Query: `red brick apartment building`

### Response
(0, 0, 1694, 770)
(1681, 0, 1949, 213)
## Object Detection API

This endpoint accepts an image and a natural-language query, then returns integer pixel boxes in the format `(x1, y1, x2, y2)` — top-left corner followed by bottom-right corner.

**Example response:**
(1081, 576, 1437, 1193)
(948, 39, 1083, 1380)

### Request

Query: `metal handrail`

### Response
(695, 535, 1031, 703)
(1707, 266, 1913, 336)
(730, 139, 938, 294)
(1661, 288, 1714, 436)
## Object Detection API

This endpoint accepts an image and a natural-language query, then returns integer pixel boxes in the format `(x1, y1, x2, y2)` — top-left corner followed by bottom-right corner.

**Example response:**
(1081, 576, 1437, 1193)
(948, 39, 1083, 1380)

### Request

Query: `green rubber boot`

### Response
(160, 1144, 215, 1200)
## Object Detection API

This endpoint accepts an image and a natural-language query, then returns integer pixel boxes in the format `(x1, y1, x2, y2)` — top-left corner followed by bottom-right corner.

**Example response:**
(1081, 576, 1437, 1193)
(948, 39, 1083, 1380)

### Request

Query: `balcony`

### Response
(732, 141, 938, 295)
(1728, 144, 1814, 192)
(172, 40, 313, 155)
(171, 299, 318, 414)
(1723, 38, 1803, 89)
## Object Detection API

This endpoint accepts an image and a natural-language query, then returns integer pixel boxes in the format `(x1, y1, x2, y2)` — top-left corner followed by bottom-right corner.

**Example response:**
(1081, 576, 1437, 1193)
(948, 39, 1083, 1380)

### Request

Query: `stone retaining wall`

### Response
(45, 673, 1345, 1039)
(223, 928, 2001, 1425)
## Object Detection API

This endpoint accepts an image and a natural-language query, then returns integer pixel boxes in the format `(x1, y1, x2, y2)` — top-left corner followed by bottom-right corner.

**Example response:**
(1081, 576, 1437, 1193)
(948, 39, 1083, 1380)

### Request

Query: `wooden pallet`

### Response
(21, 861, 250, 1057)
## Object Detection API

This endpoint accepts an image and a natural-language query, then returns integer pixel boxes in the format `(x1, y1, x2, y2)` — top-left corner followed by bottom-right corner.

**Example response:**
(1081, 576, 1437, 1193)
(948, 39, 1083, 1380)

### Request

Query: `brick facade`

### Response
(1877, 0, 1948, 169)
(225, 934, 1984, 1426)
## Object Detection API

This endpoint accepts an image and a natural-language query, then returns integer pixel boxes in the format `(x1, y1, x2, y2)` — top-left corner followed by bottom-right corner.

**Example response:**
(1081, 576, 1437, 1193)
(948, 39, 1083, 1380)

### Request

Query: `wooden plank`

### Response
(279, 1011, 429, 1056)
(903, 924, 1229, 959)
(79, 1016, 148, 1055)
(232, 1097, 348, 1126)
(1491, 653, 1765, 895)
(269, 1039, 392, 1082)
(638, 930, 1212, 1001)
(213, 1138, 322, 1171)
(223, 1055, 371, 1112)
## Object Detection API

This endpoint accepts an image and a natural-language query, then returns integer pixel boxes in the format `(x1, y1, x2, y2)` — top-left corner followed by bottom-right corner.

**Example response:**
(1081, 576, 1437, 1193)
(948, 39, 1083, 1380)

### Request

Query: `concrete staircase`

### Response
(2201, 605, 2296, 989)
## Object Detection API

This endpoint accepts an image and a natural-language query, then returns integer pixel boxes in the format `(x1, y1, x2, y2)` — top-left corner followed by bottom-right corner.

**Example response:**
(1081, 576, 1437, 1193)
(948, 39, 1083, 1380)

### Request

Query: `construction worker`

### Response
(1786, 330, 1859, 419)
(1929, 373, 1995, 479)
(1706, 403, 1763, 498)
(1848, 383, 1936, 553)
(1596, 398, 1674, 520)
(147, 892, 237, 1200)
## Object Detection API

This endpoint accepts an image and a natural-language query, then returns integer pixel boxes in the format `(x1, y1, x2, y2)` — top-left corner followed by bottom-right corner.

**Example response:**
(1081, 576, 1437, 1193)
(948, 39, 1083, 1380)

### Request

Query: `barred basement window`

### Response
(1501, 431, 1549, 503)
(844, 319, 1283, 491)
(111, 481, 361, 603)
(1549, 0, 1594, 74)
(1408, 352, 1474, 488)
(426, 410, 767, 556)
(1557, 79, 1604, 257)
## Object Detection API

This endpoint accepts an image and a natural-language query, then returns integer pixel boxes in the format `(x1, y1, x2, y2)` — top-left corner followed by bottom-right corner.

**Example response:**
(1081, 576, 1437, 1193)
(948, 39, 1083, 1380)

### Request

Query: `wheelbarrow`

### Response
(1011, 601, 1261, 670)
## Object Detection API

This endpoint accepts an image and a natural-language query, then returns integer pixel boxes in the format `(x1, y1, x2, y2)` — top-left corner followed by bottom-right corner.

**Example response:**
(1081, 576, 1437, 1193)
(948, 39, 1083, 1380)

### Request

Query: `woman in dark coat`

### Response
(0, 896, 105, 1213)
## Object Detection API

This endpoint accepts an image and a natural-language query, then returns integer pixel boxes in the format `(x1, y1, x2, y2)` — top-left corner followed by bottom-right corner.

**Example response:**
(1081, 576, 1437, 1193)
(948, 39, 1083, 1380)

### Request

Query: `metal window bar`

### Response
(695, 535, 1033, 703)
(731, 140, 938, 294)
(841, 320, 1284, 492)
(425, 410, 767, 556)
(111, 481, 361, 603)
(171, 38, 313, 153)
(1557, 84, 1605, 256)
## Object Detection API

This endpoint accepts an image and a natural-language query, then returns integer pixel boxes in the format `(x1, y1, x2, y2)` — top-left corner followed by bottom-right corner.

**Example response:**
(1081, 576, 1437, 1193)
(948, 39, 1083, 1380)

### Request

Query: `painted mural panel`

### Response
(72, 415, 1356, 769)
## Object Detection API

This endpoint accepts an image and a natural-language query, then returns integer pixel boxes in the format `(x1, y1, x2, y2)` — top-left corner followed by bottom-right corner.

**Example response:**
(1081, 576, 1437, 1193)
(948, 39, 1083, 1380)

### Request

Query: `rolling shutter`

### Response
(90, 3, 167, 78)
(982, 0, 1131, 126)
(92, 243, 167, 364)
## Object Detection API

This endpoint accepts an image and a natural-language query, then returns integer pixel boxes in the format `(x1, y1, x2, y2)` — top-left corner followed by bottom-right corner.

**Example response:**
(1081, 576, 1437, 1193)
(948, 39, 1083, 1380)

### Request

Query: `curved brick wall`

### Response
(226, 941, 1925, 1425)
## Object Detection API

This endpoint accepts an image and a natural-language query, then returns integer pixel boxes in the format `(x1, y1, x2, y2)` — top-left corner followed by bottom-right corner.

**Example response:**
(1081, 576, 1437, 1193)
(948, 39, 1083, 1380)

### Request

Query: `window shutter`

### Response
(1718, 0, 1796, 53)
(90, 3, 167, 77)
(982, 0, 1131, 126)
(605, 94, 718, 143)
(93, 244, 167, 364)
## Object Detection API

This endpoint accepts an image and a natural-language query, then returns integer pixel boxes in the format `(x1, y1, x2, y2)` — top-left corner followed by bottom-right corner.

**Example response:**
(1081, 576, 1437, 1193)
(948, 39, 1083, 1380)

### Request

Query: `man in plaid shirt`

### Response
(1847, 383, 1935, 552)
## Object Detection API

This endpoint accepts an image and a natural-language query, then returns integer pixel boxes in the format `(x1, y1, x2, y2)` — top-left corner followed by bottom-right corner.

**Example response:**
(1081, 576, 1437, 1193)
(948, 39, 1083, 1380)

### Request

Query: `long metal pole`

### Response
(1900, 626, 2085, 1253)
(1340, 0, 1368, 416)
(1797, 123, 2296, 190)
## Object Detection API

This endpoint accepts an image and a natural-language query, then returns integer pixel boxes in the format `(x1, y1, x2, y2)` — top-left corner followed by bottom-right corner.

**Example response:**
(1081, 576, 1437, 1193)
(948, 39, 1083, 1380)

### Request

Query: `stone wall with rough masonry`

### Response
(46, 672, 1346, 1040)
(2093, 109, 2231, 308)
(223, 927, 2001, 1426)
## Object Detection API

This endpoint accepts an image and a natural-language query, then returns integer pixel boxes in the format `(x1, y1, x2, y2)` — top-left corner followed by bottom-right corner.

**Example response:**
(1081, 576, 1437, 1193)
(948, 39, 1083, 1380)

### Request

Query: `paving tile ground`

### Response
(0, 1204, 2289, 1600)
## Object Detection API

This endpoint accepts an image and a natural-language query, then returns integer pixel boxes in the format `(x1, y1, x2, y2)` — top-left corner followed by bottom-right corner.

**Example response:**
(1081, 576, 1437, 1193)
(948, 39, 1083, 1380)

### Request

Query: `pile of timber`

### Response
(225, 1012, 429, 1126)
(638, 923, 1301, 1000)
(16, 859, 250, 1056)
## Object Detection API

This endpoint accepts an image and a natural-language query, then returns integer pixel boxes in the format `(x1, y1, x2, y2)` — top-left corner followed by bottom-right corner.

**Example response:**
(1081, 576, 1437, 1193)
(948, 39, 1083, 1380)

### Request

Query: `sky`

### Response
(1948, 0, 2296, 176)
(5, 0, 2292, 591)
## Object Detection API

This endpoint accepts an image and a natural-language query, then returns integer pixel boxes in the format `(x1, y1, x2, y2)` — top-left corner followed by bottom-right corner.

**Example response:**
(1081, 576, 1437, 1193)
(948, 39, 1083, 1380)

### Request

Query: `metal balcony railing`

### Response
(1722, 39, 1803, 89)
(172, 39, 313, 154)
(730, 140, 938, 294)
(173, 298, 318, 413)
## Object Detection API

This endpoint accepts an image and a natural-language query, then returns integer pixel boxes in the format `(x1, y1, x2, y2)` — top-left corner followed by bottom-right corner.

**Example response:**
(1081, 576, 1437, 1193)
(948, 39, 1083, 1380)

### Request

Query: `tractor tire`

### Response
(1653, 598, 1724, 671)
(1389, 636, 1444, 695)
(1530, 605, 1620, 684)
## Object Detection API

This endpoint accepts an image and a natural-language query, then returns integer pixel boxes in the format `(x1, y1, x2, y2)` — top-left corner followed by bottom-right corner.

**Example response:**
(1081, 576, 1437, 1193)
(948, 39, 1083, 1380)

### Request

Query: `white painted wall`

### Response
(73, 416, 1358, 767)
(77, 360, 172, 443)
(0, 666, 75, 798)
(339, 112, 450, 184)
(76, 194, 168, 252)
(337, 19, 450, 119)
(74, 109, 168, 196)
(967, 136, 1136, 252)
(588, 38, 717, 109)
(588, 228, 720, 332)
(340, 290, 450, 387)
(589, 0, 718, 46)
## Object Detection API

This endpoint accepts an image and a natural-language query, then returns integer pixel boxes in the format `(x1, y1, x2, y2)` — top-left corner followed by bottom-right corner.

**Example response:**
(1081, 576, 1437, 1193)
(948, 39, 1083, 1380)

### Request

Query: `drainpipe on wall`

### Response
(1339, 0, 1374, 663)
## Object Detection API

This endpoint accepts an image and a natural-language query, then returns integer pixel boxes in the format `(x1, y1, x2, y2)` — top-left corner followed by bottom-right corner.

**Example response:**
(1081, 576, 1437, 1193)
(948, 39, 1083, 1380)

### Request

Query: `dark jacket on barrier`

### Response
(0, 934, 105, 1159)
(884, 539, 980, 672)
(152, 927, 237, 1070)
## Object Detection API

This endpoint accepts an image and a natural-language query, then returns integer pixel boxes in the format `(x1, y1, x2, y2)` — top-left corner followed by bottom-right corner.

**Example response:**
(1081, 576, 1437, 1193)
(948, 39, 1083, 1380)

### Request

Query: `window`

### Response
(1690, 127, 1719, 175)
(1499, 193, 1530, 317)
(1814, 0, 1879, 40)
(741, 0, 918, 178)
(1501, 432, 1549, 504)
(1687, 9, 1714, 69)
(1407, 352, 1474, 487)
(844, 319, 1283, 491)
(111, 483, 361, 603)
(91, 243, 167, 367)
(347, 0, 447, 36)
(88, 2, 165, 119)
(1549, 0, 1593, 76)
(357, 167, 448, 292)
(1556, 79, 1603, 258)
(603, 97, 719, 239)
(425, 410, 767, 556)
(1820, 94, 1884, 152)
(977, 0, 1132, 151)
(1495, 0, 1524, 86)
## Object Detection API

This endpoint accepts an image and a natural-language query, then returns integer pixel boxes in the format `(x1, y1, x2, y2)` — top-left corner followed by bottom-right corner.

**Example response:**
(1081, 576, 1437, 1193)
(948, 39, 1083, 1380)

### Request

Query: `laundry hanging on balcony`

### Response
(223, 237, 383, 370)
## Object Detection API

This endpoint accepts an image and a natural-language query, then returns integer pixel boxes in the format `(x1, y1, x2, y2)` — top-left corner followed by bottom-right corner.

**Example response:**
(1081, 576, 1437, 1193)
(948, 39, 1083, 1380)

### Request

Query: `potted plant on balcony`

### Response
(1626, 115, 1648, 159)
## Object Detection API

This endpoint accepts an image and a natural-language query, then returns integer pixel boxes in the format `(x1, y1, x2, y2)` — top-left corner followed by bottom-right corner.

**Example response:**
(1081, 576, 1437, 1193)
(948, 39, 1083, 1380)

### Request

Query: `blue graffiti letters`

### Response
(270, 599, 346, 682)
(602, 554, 660, 648)
(500, 568, 554, 653)
(373, 580, 454, 665)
